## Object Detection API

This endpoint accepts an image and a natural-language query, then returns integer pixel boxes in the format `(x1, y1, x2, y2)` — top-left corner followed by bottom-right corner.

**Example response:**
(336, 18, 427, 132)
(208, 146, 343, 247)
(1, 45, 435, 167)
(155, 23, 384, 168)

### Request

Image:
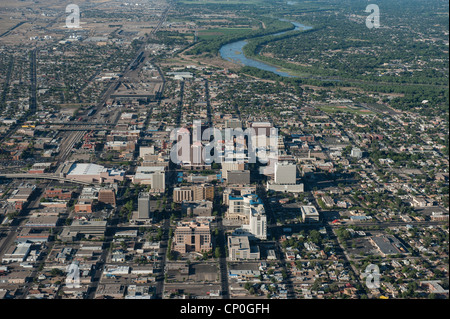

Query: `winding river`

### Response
(219, 21, 313, 78)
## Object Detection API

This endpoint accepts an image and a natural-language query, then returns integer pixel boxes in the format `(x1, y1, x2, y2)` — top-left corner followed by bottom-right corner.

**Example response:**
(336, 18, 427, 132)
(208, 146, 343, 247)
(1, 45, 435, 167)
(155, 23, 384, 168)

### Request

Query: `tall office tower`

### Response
(173, 187, 193, 203)
(151, 171, 165, 192)
(274, 161, 297, 185)
(222, 161, 245, 180)
(247, 206, 267, 240)
(192, 183, 214, 201)
(173, 221, 211, 253)
(138, 192, 151, 219)
(225, 193, 267, 240)
(243, 194, 267, 240)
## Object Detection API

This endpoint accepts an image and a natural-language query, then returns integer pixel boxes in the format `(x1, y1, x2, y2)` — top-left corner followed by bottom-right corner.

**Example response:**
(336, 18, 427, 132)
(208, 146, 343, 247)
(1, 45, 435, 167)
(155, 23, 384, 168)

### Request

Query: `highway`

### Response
(0, 21, 26, 38)
(0, 173, 94, 186)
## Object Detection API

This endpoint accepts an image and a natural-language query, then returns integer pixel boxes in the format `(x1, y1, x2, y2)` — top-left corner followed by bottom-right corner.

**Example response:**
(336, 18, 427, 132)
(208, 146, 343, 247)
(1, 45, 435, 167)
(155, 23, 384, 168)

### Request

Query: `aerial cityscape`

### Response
(0, 0, 448, 304)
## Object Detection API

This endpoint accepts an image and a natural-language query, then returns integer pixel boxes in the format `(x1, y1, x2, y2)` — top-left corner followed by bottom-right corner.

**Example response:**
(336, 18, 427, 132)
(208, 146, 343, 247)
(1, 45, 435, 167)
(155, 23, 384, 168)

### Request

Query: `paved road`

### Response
(86, 233, 114, 299)
(216, 218, 230, 299)
(154, 218, 170, 299)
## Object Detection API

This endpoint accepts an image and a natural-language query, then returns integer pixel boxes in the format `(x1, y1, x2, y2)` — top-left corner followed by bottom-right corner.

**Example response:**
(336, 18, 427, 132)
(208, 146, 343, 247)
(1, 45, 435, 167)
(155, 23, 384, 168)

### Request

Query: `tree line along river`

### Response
(219, 21, 313, 78)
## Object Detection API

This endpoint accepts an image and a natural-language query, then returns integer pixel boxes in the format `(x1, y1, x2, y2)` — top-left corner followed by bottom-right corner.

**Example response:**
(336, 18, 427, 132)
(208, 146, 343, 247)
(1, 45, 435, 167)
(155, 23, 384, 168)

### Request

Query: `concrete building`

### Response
(301, 206, 320, 223)
(173, 221, 211, 253)
(193, 184, 214, 201)
(369, 235, 409, 257)
(132, 166, 166, 192)
(24, 215, 59, 228)
(222, 187, 256, 205)
(227, 170, 250, 185)
(266, 183, 304, 193)
(16, 228, 50, 243)
(274, 162, 297, 185)
(139, 146, 155, 159)
(226, 194, 248, 223)
(7, 184, 36, 204)
(70, 220, 107, 237)
(173, 184, 214, 203)
(181, 201, 213, 217)
(222, 162, 245, 180)
(95, 284, 126, 299)
(2, 243, 32, 263)
(244, 197, 267, 240)
(351, 147, 363, 159)
(225, 118, 242, 129)
(138, 192, 151, 220)
(266, 161, 303, 193)
(98, 188, 116, 206)
(228, 236, 260, 261)
(225, 194, 267, 240)
(173, 187, 193, 203)
(65, 163, 125, 184)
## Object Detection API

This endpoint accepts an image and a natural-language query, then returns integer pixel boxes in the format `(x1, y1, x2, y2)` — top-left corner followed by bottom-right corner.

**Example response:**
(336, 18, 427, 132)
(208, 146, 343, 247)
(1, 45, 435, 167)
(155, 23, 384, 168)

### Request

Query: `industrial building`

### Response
(65, 163, 125, 184)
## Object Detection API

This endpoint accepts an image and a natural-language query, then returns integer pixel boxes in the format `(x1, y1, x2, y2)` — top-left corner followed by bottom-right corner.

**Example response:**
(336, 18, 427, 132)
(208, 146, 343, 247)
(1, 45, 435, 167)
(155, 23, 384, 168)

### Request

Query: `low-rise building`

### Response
(70, 220, 107, 237)
(2, 243, 32, 263)
(301, 206, 320, 223)
(228, 236, 260, 261)
(181, 200, 213, 217)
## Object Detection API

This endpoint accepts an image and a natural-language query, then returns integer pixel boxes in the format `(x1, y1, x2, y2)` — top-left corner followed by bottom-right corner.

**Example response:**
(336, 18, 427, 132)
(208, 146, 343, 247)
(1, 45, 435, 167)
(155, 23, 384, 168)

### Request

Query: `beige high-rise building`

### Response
(174, 184, 214, 203)
(173, 187, 193, 203)
(173, 221, 211, 253)
(192, 184, 214, 201)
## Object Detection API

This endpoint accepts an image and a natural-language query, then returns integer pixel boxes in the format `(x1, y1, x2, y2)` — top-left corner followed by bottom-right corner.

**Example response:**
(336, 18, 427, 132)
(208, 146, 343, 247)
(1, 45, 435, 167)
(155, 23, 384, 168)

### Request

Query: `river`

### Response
(219, 21, 313, 78)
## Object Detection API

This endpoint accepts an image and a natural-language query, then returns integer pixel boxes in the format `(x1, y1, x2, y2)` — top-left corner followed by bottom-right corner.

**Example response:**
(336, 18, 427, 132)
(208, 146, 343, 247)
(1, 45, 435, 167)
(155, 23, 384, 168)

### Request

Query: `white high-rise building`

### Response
(274, 161, 297, 185)
(226, 193, 267, 240)
(246, 204, 267, 240)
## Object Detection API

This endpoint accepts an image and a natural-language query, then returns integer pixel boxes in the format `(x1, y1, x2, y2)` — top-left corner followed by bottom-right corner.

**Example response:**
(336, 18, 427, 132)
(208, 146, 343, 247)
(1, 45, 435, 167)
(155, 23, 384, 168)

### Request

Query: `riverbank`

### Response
(219, 20, 313, 78)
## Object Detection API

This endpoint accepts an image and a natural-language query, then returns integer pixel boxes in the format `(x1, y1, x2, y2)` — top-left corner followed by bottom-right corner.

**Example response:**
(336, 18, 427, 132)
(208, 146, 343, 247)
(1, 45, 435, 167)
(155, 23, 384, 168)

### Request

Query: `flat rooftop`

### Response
(67, 163, 105, 176)
(301, 206, 319, 216)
